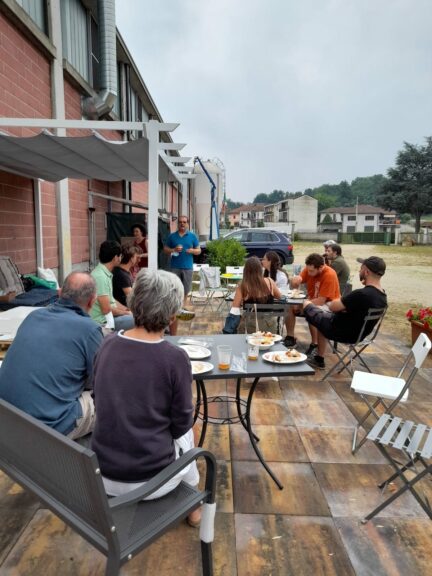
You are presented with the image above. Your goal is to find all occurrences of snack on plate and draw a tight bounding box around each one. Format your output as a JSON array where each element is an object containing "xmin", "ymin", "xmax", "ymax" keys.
[
  {"xmin": 273, "ymin": 349, "xmax": 302, "ymax": 362},
  {"xmin": 250, "ymin": 337, "xmax": 273, "ymax": 346},
  {"xmin": 285, "ymin": 348, "xmax": 302, "ymax": 358},
  {"xmin": 252, "ymin": 331, "xmax": 275, "ymax": 339}
]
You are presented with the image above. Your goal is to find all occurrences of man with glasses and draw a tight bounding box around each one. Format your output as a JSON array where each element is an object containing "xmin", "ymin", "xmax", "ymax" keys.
[{"xmin": 163, "ymin": 216, "xmax": 201, "ymax": 334}]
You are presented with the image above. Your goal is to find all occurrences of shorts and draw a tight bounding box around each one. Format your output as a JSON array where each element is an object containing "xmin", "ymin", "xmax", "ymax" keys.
[
  {"xmin": 171, "ymin": 268, "xmax": 193, "ymax": 295},
  {"xmin": 303, "ymin": 303, "xmax": 337, "ymax": 339},
  {"xmin": 68, "ymin": 391, "xmax": 96, "ymax": 440}
]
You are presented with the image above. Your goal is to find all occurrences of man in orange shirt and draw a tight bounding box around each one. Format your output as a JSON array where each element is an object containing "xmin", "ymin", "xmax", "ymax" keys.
[{"xmin": 284, "ymin": 253, "xmax": 340, "ymax": 354}]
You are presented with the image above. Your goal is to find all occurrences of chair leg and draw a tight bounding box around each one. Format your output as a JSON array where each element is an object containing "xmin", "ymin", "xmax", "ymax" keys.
[
  {"xmin": 352, "ymin": 397, "xmax": 386, "ymax": 454},
  {"xmin": 105, "ymin": 554, "xmax": 121, "ymax": 576},
  {"xmin": 201, "ymin": 540, "xmax": 214, "ymax": 576}
]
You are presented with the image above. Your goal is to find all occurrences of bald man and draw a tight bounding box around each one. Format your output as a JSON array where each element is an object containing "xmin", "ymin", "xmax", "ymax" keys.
[{"xmin": 0, "ymin": 272, "xmax": 103, "ymax": 438}]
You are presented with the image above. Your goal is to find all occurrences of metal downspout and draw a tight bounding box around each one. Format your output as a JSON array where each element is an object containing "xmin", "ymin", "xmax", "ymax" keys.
[{"xmin": 82, "ymin": 0, "xmax": 117, "ymax": 118}]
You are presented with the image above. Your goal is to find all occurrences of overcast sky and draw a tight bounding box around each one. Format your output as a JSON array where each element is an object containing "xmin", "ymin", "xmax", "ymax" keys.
[{"xmin": 116, "ymin": 0, "xmax": 432, "ymax": 202}]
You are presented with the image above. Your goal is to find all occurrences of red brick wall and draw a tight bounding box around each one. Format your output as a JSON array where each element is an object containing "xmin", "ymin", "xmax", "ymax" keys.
[{"xmin": 0, "ymin": 14, "xmax": 52, "ymax": 274}]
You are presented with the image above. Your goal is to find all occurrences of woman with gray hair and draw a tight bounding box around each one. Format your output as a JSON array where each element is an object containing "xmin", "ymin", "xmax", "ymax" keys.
[{"xmin": 91, "ymin": 269, "xmax": 201, "ymax": 527}]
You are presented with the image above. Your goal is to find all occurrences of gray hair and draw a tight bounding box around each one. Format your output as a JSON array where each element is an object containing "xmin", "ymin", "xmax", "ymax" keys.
[
  {"xmin": 61, "ymin": 272, "xmax": 96, "ymax": 308},
  {"xmin": 129, "ymin": 269, "xmax": 183, "ymax": 332}
]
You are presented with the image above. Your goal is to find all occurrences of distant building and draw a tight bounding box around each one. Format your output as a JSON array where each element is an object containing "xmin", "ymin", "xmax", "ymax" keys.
[
  {"xmin": 227, "ymin": 204, "xmax": 266, "ymax": 228},
  {"xmin": 264, "ymin": 195, "xmax": 318, "ymax": 233},
  {"xmin": 319, "ymin": 205, "xmax": 398, "ymax": 233}
]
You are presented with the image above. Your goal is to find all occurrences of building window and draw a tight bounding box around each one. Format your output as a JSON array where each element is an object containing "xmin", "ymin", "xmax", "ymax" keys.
[
  {"xmin": 364, "ymin": 226, "xmax": 375, "ymax": 232},
  {"xmin": 61, "ymin": 0, "xmax": 90, "ymax": 82},
  {"xmin": 347, "ymin": 215, "xmax": 356, "ymax": 221},
  {"xmin": 347, "ymin": 226, "xmax": 356, "ymax": 233},
  {"xmin": 16, "ymin": 0, "xmax": 47, "ymax": 33},
  {"xmin": 365, "ymin": 215, "xmax": 375, "ymax": 221}
]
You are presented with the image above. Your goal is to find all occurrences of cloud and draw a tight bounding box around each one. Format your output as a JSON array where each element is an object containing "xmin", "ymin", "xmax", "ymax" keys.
[{"xmin": 116, "ymin": 0, "xmax": 432, "ymax": 200}]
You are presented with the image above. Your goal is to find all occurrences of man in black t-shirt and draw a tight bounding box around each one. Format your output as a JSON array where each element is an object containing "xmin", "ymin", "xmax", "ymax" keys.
[{"xmin": 302, "ymin": 256, "xmax": 387, "ymax": 369}]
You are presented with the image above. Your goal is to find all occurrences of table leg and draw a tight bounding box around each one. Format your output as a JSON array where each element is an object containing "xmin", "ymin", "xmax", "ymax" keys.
[
  {"xmin": 235, "ymin": 377, "xmax": 259, "ymax": 442},
  {"xmin": 195, "ymin": 378, "xmax": 208, "ymax": 447},
  {"xmin": 245, "ymin": 377, "xmax": 284, "ymax": 490}
]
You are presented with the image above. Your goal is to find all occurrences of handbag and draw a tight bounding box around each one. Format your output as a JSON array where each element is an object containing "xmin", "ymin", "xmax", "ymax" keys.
[{"xmin": 222, "ymin": 312, "xmax": 241, "ymax": 334}]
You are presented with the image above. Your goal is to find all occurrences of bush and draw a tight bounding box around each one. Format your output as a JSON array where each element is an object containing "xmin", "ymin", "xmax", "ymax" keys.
[{"xmin": 206, "ymin": 238, "xmax": 247, "ymax": 273}]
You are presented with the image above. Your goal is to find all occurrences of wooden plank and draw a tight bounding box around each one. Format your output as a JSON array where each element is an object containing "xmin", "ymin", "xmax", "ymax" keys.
[{"xmin": 236, "ymin": 514, "xmax": 355, "ymax": 576}]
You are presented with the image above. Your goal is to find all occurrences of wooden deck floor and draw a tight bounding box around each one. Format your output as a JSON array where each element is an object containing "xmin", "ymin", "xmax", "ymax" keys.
[{"xmin": 1, "ymin": 304, "xmax": 432, "ymax": 575}]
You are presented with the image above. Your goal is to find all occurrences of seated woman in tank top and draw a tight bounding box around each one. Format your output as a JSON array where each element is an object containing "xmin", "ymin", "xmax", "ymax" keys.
[{"xmin": 229, "ymin": 257, "xmax": 282, "ymax": 333}]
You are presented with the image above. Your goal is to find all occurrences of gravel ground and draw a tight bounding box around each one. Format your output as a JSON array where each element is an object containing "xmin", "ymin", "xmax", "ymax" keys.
[{"xmin": 286, "ymin": 241, "xmax": 432, "ymax": 346}]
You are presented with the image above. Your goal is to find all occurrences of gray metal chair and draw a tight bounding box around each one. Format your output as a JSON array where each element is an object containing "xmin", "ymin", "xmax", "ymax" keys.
[
  {"xmin": 362, "ymin": 413, "xmax": 432, "ymax": 523},
  {"xmin": 321, "ymin": 306, "xmax": 387, "ymax": 381},
  {"xmin": 243, "ymin": 301, "xmax": 287, "ymax": 335},
  {"xmin": 0, "ymin": 399, "xmax": 217, "ymax": 576},
  {"xmin": 351, "ymin": 333, "xmax": 431, "ymax": 454}
]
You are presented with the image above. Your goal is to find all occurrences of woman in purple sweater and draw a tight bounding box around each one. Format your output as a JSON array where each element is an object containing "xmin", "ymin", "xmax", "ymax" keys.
[{"xmin": 91, "ymin": 268, "xmax": 200, "ymax": 526}]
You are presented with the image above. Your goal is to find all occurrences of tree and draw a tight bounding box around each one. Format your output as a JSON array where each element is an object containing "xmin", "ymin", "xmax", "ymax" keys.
[
  {"xmin": 350, "ymin": 174, "xmax": 387, "ymax": 205},
  {"xmin": 377, "ymin": 138, "xmax": 432, "ymax": 232},
  {"xmin": 226, "ymin": 198, "xmax": 242, "ymax": 210}
]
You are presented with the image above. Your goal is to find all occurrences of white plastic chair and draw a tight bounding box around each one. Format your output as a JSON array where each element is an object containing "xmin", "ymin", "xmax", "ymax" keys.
[
  {"xmin": 351, "ymin": 333, "xmax": 431, "ymax": 454},
  {"xmin": 190, "ymin": 263, "xmax": 209, "ymax": 303}
]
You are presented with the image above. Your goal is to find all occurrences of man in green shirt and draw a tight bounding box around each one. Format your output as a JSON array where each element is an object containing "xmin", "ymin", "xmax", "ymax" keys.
[
  {"xmin": 325, "ymin": 243, "xmax": 351, "ymax": 295},
  {"xmin": 91, "ymin": 241, "xmax": 134, "ymax": 331}
]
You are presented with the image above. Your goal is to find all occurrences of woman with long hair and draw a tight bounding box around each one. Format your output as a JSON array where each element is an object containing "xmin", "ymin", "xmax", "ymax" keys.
[
  {"xmin": 262, "ymin": 251, "xmax": 289, "ymax": 290},
  {"xmin": 224, "ymin": 256, "xmax": 282, "ymax": 333}
]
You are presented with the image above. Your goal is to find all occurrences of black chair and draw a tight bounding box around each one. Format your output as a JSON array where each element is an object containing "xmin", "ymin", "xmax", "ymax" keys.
[
  {"xmin": 0, "ymin": 399, "xmax": 217, "ymax": 576},
  {"xmin": 362, "ymin": 413, "xmax": 432, "ymax": 523},
  {"xmin": 243, "ymin": 301, "xmax": 287, "ymax": 335},
  {"xmin": 321, "ymin": 306, "xmax": 387, "ymax": 382}
]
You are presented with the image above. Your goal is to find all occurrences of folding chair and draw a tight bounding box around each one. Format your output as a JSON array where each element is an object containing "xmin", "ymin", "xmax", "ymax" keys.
[
  {"xmin": 242, "ymin": 301, "xmax": 287, "ymax": 336},
  {"xmin": 362, "ymin": 413, "xmax": 432, "ymax": 523},
  {"xmin": 190, "ymin": 264, "xmax": 209, "ymax": 305},
  {"xmin": 223, "ymin": 266, "xmax": 244, "ymax": 306},
  {"xmin": 321, "ymin": 306, "xmax": 387, "ymax": 382},
  {"xmin": 351, "ymin": 333, "xmax": 431, "ymax": 453},
  {"xmin": 197, "ymin": 267, "xmax": 228, "ymax": 311}
]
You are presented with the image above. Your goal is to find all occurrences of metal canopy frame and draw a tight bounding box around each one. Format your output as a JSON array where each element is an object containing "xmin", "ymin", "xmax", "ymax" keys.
[{"xmin": 0, "ymin": 118, "xmax": 195, "ymax": 271}]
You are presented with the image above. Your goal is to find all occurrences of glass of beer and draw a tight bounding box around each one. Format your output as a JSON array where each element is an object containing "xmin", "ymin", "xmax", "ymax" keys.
[
  {"xmin": 248, "ymin": 343, "xmax": 259, "ymax": 361},
  {"xmin": 217, "ymin": 345, "xmax": 232, "ymax": 370}
]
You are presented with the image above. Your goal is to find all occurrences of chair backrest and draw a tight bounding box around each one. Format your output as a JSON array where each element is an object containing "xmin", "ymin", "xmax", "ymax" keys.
[
  {"xmin": 226, "ymin": 266, "xmax": 244, "ymax": 275},
  {"xmin": 411, "ymin": 333, "xmax": 432, "ymax": 368},
  {"xmin": 193, "ymin": 263, "xmax": 209, "ymax": 272},
  {"xmin": 355, "ymin": 306, "xmax": 387, "ymax": 345},
  {"xmin": 0, "ymin": 400, "xmax": 115, "ymax": 551},
  {"xmin": 199, "ymin": 266, "xmax": 221, "ymax": 289}
]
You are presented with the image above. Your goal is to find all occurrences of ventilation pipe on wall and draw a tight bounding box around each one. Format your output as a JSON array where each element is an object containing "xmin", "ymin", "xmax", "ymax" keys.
[{"xmin": 82, "ymin": 0, "xmax": 117, "ymax": 119}]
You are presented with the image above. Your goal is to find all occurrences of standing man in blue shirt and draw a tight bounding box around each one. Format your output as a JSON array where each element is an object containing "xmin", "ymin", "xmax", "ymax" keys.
[{"xmin": 164, "ymin": 215, "xmax": 201, "ymax": 334}]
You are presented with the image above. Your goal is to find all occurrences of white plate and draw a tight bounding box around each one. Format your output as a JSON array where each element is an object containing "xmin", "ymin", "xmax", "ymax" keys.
[
  {"xmin": 290, "ymin": 293, "xmax": 306, "ymax": 299},
  {"xmin": 191, "ymin": 361, "xmax": 214, "ymax": 375},
  {"xmin": 262, "ymin": 351, "xmax": 307, "ymax": 364},
  {"xmin": 180, "ymin": 344, "xmax": 211, "ymax": 360},
  {"xmin": 249, "ymin": 332, "xmax": 283, "ymax": 343},
  {"xmin": 247, "ymin": 338, "xmax": 275, "ymax": 350}
]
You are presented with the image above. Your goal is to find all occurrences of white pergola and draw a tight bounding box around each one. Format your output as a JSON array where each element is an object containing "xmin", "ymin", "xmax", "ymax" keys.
[{"xmin": 0, "ymin": 118, "xmax": 195, "ymax": 275}]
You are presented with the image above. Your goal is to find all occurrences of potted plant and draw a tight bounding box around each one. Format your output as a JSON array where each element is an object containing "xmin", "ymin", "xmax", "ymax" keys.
[{"xmin": 406, "ymin": 307, "xmax": 432, "ymax": 352}]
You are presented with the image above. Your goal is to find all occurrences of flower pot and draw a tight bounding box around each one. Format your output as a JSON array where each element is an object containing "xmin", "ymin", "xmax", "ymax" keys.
[{"xmin": 410, "ymin": 320, "xmax": 432, "ymax": 354}]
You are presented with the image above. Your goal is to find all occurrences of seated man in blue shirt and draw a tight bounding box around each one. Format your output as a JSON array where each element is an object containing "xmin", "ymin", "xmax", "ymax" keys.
[
  {"xmin": 0, "ymin": 272, "xmax": 103, "ymax": 438},
  {"xmin": 163, "ymin": 215, "xmax": 201, "ymax": 334}
]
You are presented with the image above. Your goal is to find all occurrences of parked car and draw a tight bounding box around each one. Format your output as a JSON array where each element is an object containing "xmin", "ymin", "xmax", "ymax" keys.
[{"xmin": 198, "ymin": 228, "xmax": 294, "ymax": 265}]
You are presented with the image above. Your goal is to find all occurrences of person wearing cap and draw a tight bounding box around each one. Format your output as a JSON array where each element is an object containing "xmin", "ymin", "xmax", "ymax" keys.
[
  {"xmin": 325, "ymin": 243, "xmax": 350, "ymax": 294},
  {"xmin": 302, "ymin": 256, "xmax": 387, "ymax": 369}
]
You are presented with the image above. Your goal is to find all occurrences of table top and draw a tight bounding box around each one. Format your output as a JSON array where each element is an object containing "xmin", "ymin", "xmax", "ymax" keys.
[
  {"xmin": 221, "ymin": 273, "xmax": 243, "ymax": 280},
  {"xmin": 166, "ymin": 334, "xmax": 314, "ymax": 380}
]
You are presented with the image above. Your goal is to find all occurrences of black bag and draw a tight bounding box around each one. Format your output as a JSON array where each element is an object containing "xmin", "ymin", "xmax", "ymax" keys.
[{"xmin": 222, "ymin": 313, "xmax": 241, "ymax": 334}]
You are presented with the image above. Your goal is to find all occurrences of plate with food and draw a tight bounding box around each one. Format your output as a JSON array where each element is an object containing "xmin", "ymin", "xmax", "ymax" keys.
[
  {"xmin": 191, "ymin": 361, "xmax": 214, "ymax": 375},
  {"xmin": 249, "ymin": 331, "xmax": 283, "ymax": 343},
  {"xmin": 262, "ymin": 350, "xmax": 307, "ymax": 364},
  {"xmin": 290, "ymin": 291, "xmax": 306, "ymax": 299},
  {"xmin": 247, "ymin": 337, "xmax": 275, "ymax": 350},
  {"xmin": 179, "ymin": 344, "xmax": 211, "ymax": 360}
]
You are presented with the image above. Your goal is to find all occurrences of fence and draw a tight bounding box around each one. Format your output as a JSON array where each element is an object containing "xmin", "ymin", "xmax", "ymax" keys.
[{"xmin": 398, "ymin": 232, "xmax": 432, "ymax": 246}]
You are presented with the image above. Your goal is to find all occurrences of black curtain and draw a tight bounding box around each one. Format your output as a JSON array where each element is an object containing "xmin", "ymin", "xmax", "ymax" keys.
[{"xmin": 106, "ymin": 213, "xmax": 171, "ymax": 270}]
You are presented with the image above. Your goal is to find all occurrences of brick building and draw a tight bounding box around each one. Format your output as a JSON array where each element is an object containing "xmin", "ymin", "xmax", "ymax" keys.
[{"xmin": 0, "ymin": 0, "xmax": 188, "ymax": 279}]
